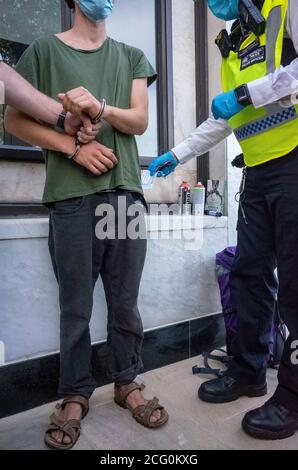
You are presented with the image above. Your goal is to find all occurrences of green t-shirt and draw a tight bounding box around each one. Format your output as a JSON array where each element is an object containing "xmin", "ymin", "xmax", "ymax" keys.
[{"xmin": 16, "ymin": 36, "xmax": 157, "ymax": 203}]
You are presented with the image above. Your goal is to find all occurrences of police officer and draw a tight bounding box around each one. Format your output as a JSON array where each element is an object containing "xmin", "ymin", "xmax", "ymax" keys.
[{"xmin": 150, "ymin": 0, "xmax": 298, "ymax": 440}]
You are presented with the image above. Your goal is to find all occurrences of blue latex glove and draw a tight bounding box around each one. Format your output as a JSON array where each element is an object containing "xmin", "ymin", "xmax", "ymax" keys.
[
  {"xmin": 212, "ymin": 90, "xmax": 245, "ymax": 120},
  {"xmin": 149, "ymin": 151, "xmax": 178, "ymax": 178}
]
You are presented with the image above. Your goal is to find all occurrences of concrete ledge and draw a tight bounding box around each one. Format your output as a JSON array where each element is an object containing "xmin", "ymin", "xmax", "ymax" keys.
[
  {"xmin": 0, "ymin": 218, "xmax": 49, "ymax": 240},
  {"xmin": 0, "ymin": 215, "xmax": 228, "ymax": 240},
  {"xmin": 0, "ymin": 215, "xmax": 228, "ymax": 363}
]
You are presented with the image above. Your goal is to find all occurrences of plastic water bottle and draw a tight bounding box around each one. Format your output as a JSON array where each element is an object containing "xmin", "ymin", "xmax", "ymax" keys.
[{"xmin": 191, "ymin": 182, "xmax": 205, "ymax": 216}]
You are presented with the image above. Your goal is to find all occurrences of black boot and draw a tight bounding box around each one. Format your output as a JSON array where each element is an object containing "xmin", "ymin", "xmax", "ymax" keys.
[
  {"xmin": 242, "ymin": 398, "xmax": 298, "ymax": 440},
  {"xmin": 198, "ymin": 376, "xmax": 267, "ymax": 403}
]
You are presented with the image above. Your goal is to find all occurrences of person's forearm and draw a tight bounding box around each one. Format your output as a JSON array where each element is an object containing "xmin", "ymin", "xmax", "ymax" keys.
[
  {"xmin": 58, "ymin": 81, "xmax": 148, "ymax": 136},
  {"xmin": 103, "ymin": 105, "xmax": 148, "ymax": 136},
  {"xmin": 4, "ymin": 106, "xmax": 75, "ymax": 155},
  {"xmin": 248, "ymin": 58, "xmax": 298, "ymax": 109},
  {"xmin": 172, "ymin": 116, "xmax": 233, "ymax": 165},
  {"xmin": 0, "ymin": 62, "xmax": 62, "ymax": 124}
]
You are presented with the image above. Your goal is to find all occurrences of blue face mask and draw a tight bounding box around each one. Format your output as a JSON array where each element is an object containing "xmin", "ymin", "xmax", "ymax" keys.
[
  {"xmin": 207, "ymin": 0, "xmax": 239, "ymax": 21},
  {"xmin": 75, "ymin": 0, "xmax": 114, "ymax": 22}
]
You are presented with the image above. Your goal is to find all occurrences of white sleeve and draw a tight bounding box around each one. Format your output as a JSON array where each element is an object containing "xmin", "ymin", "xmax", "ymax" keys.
[
  {"xmin": 172, "ymin": 117, "xmax": 233, "ymax": 165},
  {"xmin": 0, "ymin": 53, "xmax": 3, "ymax": 62},
  {"xmin": 248, "ymin": 0, "xmax": 298, "ymax": 109}
]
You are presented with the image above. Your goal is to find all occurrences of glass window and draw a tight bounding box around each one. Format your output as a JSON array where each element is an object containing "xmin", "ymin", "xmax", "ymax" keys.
[
  {"xmin": 0, "ymin": 0, "xmax": 165, "ymax": 161},
  {"xmin": 0, "ymin": 0, "xmax": 62, "ymax": 144},
  {"xmin": 108, "ymin": 0, "xmax": 158, "ymax": 157}
]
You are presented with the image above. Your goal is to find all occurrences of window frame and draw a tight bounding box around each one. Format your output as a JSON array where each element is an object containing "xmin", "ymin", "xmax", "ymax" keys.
[
  {"xmin": 140, "ymin": 0, "xmax": 174, "ymax": 166},
  {"xmin": 0, "ymin": 0, "xmax": 174, "ymax": 167},
  {"xmin": 0, "ymin": 1, "xmax": 71, "ymax": 161},
  {"xmin": 194, "ymin": 0, "xmax": 210, "ymax": 184}
]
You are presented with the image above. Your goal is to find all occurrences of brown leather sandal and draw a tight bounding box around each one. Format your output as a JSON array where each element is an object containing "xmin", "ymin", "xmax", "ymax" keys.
[
  {"xmin": 44, "ymin": 395, "xmax": 89, "ymax": 450},
  {"xmin": 114, "ymin": 382, "xmax": 169, "ymax": 429}
]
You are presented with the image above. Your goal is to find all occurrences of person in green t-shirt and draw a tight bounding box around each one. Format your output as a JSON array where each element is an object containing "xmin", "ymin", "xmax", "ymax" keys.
[{"xmin": 5, "ymin": 0, "xmax": 168, "ymax": 449}]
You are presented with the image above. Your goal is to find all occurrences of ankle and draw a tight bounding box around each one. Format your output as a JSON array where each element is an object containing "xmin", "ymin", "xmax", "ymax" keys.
[{"xmin": 61, "ymin": 402, "xmax": 82, "ymax": 416}]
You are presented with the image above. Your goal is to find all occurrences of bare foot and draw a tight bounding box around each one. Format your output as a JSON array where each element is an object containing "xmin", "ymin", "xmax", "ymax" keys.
[
  {"xmin": 125, "ymin": 389, "xmax": 161, "ymax": 424},
  {"xmin": 51, "ymin": 403, "xmax": 82, "ymax": 445}
]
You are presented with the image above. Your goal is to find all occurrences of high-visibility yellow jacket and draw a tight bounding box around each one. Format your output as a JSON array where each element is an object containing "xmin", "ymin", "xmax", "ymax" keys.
[{"xmin": 221, "ymin": 0, "xmax": 298, "ymax": 166}]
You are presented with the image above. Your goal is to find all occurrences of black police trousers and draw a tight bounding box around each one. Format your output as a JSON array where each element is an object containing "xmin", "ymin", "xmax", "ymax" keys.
[{"xmin": 228, "ymin": 147, "xmax": 298, "ymax": 412}]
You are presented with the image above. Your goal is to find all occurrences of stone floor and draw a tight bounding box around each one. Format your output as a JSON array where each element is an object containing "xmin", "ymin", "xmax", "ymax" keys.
[{"xmin": 0, "ymin": 355, "xmax": 297, "ymax": 450}]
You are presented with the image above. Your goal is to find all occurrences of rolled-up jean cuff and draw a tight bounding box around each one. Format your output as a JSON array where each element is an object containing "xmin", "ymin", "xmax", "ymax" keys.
[
  {"xmin": 112, "ymin": 359, "xmax": 144, "ymax": 386},
  {"xmin": 272, "ymin": 384, "xmax": 298, "ymax": 412},
  {"xmin": 58, "ymin": 382, "xmax": 96, "ymax": 400}
]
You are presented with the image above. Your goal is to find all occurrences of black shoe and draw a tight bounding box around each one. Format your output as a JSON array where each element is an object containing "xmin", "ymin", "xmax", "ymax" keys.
[
  {"xmin": 198, "ymin": 376, "xmax": 267, "ymax": 403},
  {"xmin": 242, "ymin": 399, "xmax": 298, "ymax": 440}
]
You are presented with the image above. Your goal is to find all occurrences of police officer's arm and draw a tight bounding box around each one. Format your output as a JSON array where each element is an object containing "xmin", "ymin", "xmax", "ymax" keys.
[
  {"xmin": 0, "ymin": 58, "xmax": 94, "ymax": 137},
  {"xmin": 171, "ymin": 117, "xmax": 233, "ymax": 165},
  {"xmin": 0, "ymin": 61, "xmax": 61, "ymax": 124},
  {"xmin": 247, "ymin": 0, "xmax": 298, "ymax": 109},
  {"xmin": 148, "ymin": 116, "xmax": 233, "ymax": 177}
]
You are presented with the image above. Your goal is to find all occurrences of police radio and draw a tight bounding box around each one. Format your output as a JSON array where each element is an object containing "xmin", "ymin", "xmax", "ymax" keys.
[
  {"xmin": 215, "ymin": 30, "xmax": 233, "ymax": 59},
  {"xmin": 215, "ymin": 0, "xmax": 266, "ymax": 58},
  {"xmin": 239, "ymin": 0, "xmax": 266, "ymax": 37}
]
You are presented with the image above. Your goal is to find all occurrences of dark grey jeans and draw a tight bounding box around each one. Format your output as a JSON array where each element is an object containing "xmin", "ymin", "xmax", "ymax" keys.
[{"xmin": 48, "ymin": 190, "xmax": 147, "ymax": 398}]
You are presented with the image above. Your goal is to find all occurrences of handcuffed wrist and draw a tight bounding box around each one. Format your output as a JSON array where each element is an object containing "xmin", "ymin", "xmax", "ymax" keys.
[
  {"xmin": 67, "ymin": 138, "xmax": 81, "ymax": 161},
  {"xmin": 91, "ymin": 99, "xmax": 106, "ymax": 124}
]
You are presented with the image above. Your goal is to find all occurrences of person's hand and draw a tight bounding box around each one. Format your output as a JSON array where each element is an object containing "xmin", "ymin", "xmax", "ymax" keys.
[
  {"xmin": 64, "ymin": 112, "xmax": 82, "ymax": 135},
  {"xmin": 74, "ymin": 140, "xmax": 118, "ymax": 176},
  {"xmin": 149, "ymin": 151, "xmax": 179, "ymax": 177},
  {"xmin": 212, "ymin": 90, "xmax": 244, "ymax": 120},
  {"xmin": 58, "ymin": 87, "xmax": 101, "ymax": 121},
  {"xmin": 77, "ymin": 121, "xmax": 102, "ymax": 144},
  {"xmin": 64, "ymin": 112, "xmax": 101, "ymax": 144}
]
